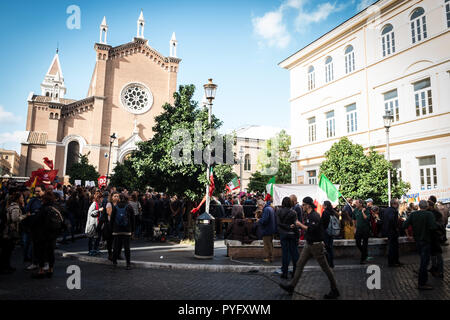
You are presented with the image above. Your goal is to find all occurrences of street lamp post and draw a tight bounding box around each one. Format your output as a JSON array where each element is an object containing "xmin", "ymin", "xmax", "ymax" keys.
[
  {"xmin": 239, "ymin": 146, "xmax": 244, "ymax": 194},
  {"xmin": 106, "ymin": 133, "xmax": 117, "ymax": 185},
  {"xmin": 203, "ymin": 79, "xmax": 217, "ymax": 214},
  {"xmin": 383, "ymin": 110, "xmax": 394, "ymax": 205}
]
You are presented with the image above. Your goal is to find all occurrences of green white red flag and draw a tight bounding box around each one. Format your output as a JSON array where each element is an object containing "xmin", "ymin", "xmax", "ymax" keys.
[
  {"xmin": 226, "ymin": 177, "xmax": 240, "ymax": 193},
  {"xmin": 315, "ymin": 174, "xmax": 341, "ymax": 213},
  {"xmin": 266, "ymin": 176, "xmax": 276, "ymax": 197}
]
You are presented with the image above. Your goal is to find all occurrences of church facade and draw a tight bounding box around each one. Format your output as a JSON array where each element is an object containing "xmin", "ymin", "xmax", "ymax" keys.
[{"xmin": 20, "ymin": 11, "xmax": 181, "ymax": 181}]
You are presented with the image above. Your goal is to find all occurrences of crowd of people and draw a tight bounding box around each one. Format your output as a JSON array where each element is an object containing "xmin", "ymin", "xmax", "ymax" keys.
[{"xmin": 0, "ymin": 178, "xmax": 449, "ymax": 295}]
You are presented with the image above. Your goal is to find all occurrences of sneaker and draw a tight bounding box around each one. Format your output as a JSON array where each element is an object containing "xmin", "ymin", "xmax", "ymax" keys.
[
  {"xmin": 417, "ymin": 284, "xmax": 433, "ymax": 290},
  {"xmin": 279, "ymin": 283, "xmax": 294, "ymax": 295},
  {"xmin": 43, "ymin": 263, "xmax": 49, "ymax": 271},
  {"xmin": 324, "ymin": 288, "xmax": 340, "ymax": 299},
  {"xmin": 26, "ymin": 264, "xmax": 38, "ymax": 271}
]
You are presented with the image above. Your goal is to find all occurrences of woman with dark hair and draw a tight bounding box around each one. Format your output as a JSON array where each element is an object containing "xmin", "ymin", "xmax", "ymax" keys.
[
  {"xmin": 111, "ymin": 193, "xmax": 135, "ymax": 270},
  {"xmin": 31, "ymin": 191, "xmax": 63, "ymax": 279},
  {"xmin": 224, "ymin": 211, "xmax": 250, "ymax": 243},
  {"xmin": 85, "ymin": 191, "xmax": 104, "ymax": 256},
  {"xmin": 341, "ymin": 207, "xmax": 354, "ymax": 240},
  {"xmin": 322, "ymin": 200, "xmax": 338, "ymax": 268},
  {"xmin": 276, "ymin": 197, "xmax": 299, "ymax": 279}
]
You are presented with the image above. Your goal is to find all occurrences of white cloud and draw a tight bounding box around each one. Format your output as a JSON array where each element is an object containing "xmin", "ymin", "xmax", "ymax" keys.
[
  {"xmin": 0, "ymin": 131, "xmax": 28, "ymax": 153},
  {"xmin": 356, "ymin": 0, "xmax": 377, "ymax": 12},
  {"xmin": 0, "ymin": 105, "xmax": 21, "ymax": 124},
  {"xmin": 252, "ymin": 0, "xmax": 347, "ymax": 48},
  {"xmin": 252, "ymin": 10, "xmax": 291, "ymax": 49}
]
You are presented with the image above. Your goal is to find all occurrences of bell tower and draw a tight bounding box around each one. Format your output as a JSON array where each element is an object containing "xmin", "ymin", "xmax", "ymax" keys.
[
  {"xmin": 41, "ymin": 50, "xmax": 66, "ymax": 101},
  {"xmin": 137, "ymin": 10, "xmax": 145, "ymax": 38}
]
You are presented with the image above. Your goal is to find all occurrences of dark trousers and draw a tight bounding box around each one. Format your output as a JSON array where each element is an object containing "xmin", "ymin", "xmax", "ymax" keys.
[
  {"xmin": 280, "ymin": 234, "xmax": 299, "ymax": 275},
  {"xmin": 355, "ymin": 232, "xmax": 369, "ymax": 262},
  {"xmin": 113, "ymin": 235, "xmax": 131, "ymax": 265},
  {"xmin": 88, "ymin": 236, "xmax": 100, "ymax": 252},
  {"xmin": 416, "ymin": 241, "xmax": 431, "ymax": 286},
  {"xmin": 0, "ymin": 238, "xmax": 15, "ymax": 270},
  {"xmin": 324, "ymin": 232, "xmax": 334, "ymax": 268},
  {"xmin": 142, "ymin": 218, "xmax": 154, "ymax": 239},
  {"xmin": 387, "ymin": 236, "xmax": 400, "ymax": 265},
  {"xmin": 22, "ymin": 232, "xmax": 33, "ymax": 262},
  {"xmin": 35, "ymin": 238, "xmax": 56, "ymax": 269},
  {"xmin": 105, "ymin": 236, "xmax": 113, "ymax": 257}
]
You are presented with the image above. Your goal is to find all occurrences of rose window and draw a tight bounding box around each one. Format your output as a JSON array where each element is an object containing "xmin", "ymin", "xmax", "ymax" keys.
[{"xmin": 120, "ymin": 83, "xmax": 153, "ymax": 114}]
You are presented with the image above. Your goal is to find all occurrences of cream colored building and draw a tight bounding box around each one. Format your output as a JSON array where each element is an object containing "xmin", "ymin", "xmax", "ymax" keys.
[
  {"xmin": 280, "ymin": 0, "xmax": 450, "ymax": 194},
  {"xmin": 20, "ymin": 12, "xmax": 181, "ymax": 180},
  {"xmin": 0, "ymin": 149, "xmax": 20, "ymax": 176},
  {"xmin": 231, "ymin": 125, "xmax": 284, "ymax": 190}
]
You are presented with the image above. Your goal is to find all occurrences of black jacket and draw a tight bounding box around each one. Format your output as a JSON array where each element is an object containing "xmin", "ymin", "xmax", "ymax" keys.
[
  {"xmin": 110, "ymin": 203, "xmax": 135, "ymax": 235},
  {"xmin": 225, "ymin": 219, "xmax": 250, "ymax": 243},
  {"xmin": 276, "ymin": 207, "xmax": 299, "ymax": 239},
  {"xmin": 382, "ymin": 207, "xmax": 399, "ymax": 237}
]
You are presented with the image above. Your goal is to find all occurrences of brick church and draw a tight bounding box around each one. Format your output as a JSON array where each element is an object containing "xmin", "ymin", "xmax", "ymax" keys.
[{"xmin": 20, "ymin": 11, "xmax": 181, "ymax": 181}]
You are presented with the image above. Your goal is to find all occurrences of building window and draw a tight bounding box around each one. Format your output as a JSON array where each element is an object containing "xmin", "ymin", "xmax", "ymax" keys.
[
  {"xmin": 344, "ymin": 46, "xmax": 355, "ymax": 74},
  {"xmin": 5, "ymin": 156, "xmax": 8, "ymax": 160},
  {"xmin": 244, "ymin": 154, "xmax": 251, "ymax": 171},
  {"xmin": 45, "ymin": 92, "xmax": 50, "ymax": 97},
  {"xmin": 410, "ymin": 7, "xmax": 427, "ymax": 44},
  {"xmin": 384, "ymin": 89, "xmax": 400, "ymax": 122},
  {"xmin": 308, "ymin": 66, "xmax": 315, "ymax": 90},
  {"xmin": 308, "ymin": 117, "xmax": 316, "ymax": 142},
  {"xmin": 419, "ymin": 156, "xmax": 437, "ymax": 190},
  {"xmin": 326, "ymin": 110, "xmax": 335, "ymax": 138},
  {"xmin": 391, "ymin": 160, "xmax": 402, "ymax": 181},
  {"xmin": 381, "ymin": 24, "xmax": 395, "ymax": 57},
  {"xmin": 325, "ymin": 56, "xmax": 334, "ymax": 83},
  {"xmin": 307, "ymin": 170, "xmax": 317, "ymax": 184},
  {"xmin": 446, "ymin": 0, "xmax": 450, "ymax": 28},
  {"xmin": 414, "ymin": 78, "xmax": 432, "ymax": 117},
  {"xmin": 49, "ymin": 113, "xmax": 54, "ymax": 119},
  {"xmin": 346, "ymin": 103, "xmax": 357, "ymax": 133}
]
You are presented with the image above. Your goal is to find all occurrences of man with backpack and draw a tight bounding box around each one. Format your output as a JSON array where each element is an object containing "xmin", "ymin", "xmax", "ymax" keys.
[{"xmin": 111, "ymin": 193, "xmax": 135, "ymax": 270}]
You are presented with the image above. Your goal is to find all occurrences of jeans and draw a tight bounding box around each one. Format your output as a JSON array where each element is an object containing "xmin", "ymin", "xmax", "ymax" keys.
[
  {"xmin": 280, "ymin": 234, "xmax": 299, "ymax": 275},
  {"xmin": 416, "ymin": 241, "xmax": 431, "ymax": 286},
  {"xmin": 355, "ymin": 232, "xmax": 369, "ymax": 262},
  {"xmin": 324, "ymin": 232, "xmax": 334, "ymax": 268},
  {"xmin": 387, "ymin": 236, "xmax": 400, "ymax": 265},
  {"xmin": 134, "ymin": 215, "xmax": 142, "ymax": 237},
  {"xmin": 290, "ymin": 242, "xmax": 337, "ymax": 290},
  {"xmin": 22, "ymin": 232, "xmax": 33, "ymax": 262},
  {"xmin": 113, "ymin": 235, "xmax": 131, "ymax": 265},
  {"xmin": 431, "ymin": 253, "xmax": 444, "ymax": 275},
  {"xmin": 88, "ymin": 236, "xmax": 100, "ymax": 252}
]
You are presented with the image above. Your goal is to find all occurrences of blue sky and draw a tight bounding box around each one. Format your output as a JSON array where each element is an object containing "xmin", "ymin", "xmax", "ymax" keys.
[{"xmin": 0, "ymin": 0, "xmax": 376, "ymax": 153}]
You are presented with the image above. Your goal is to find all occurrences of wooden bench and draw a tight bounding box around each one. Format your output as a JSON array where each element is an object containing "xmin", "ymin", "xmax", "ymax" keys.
[{"xmin": 225, "ymin": 237, "xmax": 419, "ymax": 259}]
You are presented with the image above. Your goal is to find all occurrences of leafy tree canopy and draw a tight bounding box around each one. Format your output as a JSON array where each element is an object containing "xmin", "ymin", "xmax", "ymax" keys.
[{"xmin": 66, "ymin": 153, "xmax": 100, "ymax": 186}]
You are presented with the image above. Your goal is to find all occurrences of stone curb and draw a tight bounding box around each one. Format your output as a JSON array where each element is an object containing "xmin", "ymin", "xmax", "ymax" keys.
[{"xmin": 56, "ymin": 249, "xmax": 370, "ymax": 273}]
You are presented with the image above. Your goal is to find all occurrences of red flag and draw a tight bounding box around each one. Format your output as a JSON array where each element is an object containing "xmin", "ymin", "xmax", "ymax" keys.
[
  {"xmin": 191, "ymin": 196, "xmax": 206, "ymax": 214},
  {"xmin": 98, "ymin": 176, "xmax": 107, "ymax": 188},
  {"xmin": 209, "ymin": 168, "xmax": 215, "ymax": 197},
  {"xmin": 43, "ymin": 157, "xmax": 54, "ymax": 170}
]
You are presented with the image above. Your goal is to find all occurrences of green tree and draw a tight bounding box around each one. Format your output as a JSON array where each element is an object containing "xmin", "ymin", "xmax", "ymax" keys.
[
  {"xmin": 256, "ymin": 130, "xmax": 291, "ymax": 184},
  {"xmin": 319, "ymin": 137, "xmax": 410, "ymax": 205},
  {"xmin": 247, "ymin": 171, "xmax": 272, "ymax": 193},
  {"xmin": 109, "ymin": 158, "xmax": 144, "ymax": 191},
  {"xmin": 126, "ymin": 84, "xmax": 234, "ymax": 200},
  {"xmin": 66, "ymin": 153, "xmax": 100, "ymax": 186}
]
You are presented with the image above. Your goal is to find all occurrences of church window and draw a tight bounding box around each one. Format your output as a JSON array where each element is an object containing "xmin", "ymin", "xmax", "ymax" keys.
[
  {"xmin": 66, "ymin": 141, "xmax": 80, "ymax": 173},
  {"xmin": 121, "ymin": 83, "xmax": 154, "ymax": 115},
  {"xmin": 50, "ymin": 113, "xmax": 54, "ymax": 119}
]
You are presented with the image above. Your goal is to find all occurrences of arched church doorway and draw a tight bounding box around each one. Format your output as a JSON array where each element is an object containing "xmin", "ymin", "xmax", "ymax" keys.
[{"xmin": 66, "ymin": 141, "xmax": 80, "ymax": 173}]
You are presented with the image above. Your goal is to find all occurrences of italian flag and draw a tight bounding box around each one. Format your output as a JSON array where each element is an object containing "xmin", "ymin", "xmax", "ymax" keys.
[
  {"xmin": 266, "ymin": 176, "xmax": 276, "ymax": 197},
  {"xmin": 226, "ymin": 177, "xmax": 240, "ymax": 193},
  {"xmin": 315, "ymin": 174, "xmax": 341, "ymax": 214}
]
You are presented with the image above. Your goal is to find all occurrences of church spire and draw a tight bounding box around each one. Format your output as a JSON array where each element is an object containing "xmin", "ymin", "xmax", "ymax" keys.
[
  {"xmin": 170, "ymin": 32, "xmax": 178, "ymax": 58},
  {"xmin": 137, "ymin": 10, "xmax": 145, "ymax": 38},
  {"xmin": 41, "ymin": 52, "xmax": 66, "ymax": 100},
  {"xmin": 100, "ymin": 16, "xmax": 108, "ymax": 44}
]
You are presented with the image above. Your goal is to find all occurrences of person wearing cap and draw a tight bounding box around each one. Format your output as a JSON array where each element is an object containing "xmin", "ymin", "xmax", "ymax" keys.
[
  {"xmin": 279, "ymin": 196, "xmax": 340, "ymax": 299},
  {"xmin": 383, "ymin": 198, "xmax": 403, "ymax": 267}
]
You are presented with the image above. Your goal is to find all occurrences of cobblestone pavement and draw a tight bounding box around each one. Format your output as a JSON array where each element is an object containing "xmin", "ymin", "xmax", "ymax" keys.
[{"xmin": 1, "ymin": 246, "xmax": 449, "ymax": 300}]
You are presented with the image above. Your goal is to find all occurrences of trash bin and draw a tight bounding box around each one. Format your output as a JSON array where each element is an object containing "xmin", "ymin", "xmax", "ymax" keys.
[{"xmin": 194, "ymin": 212, "xmax": 215, "ymax": 259}]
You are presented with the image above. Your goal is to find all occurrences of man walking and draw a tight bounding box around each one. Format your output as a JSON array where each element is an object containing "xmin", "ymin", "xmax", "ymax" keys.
[
  {"xmin": 403, "ymin": 200, "xmax": 437, "ymax": 290},
  {"xmin": 353, "ymin": 199, "xmax": 370, "ymax": 264},
  {"xmin": 383, "ymin": 198, "xmax": 403, "ymax": 267},
  {"xmin": 280, "ymin": 197, "xmax": 340, "ymax": 299},
  {"xmin": 257, "ymin": 195, "xmax": 277, "ymax": 263}
]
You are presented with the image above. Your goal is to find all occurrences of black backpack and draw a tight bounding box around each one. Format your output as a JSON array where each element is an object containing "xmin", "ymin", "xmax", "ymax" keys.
[{"xmin": 45, "ymin": 205, "xmax": 64, "ymax": 233}]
